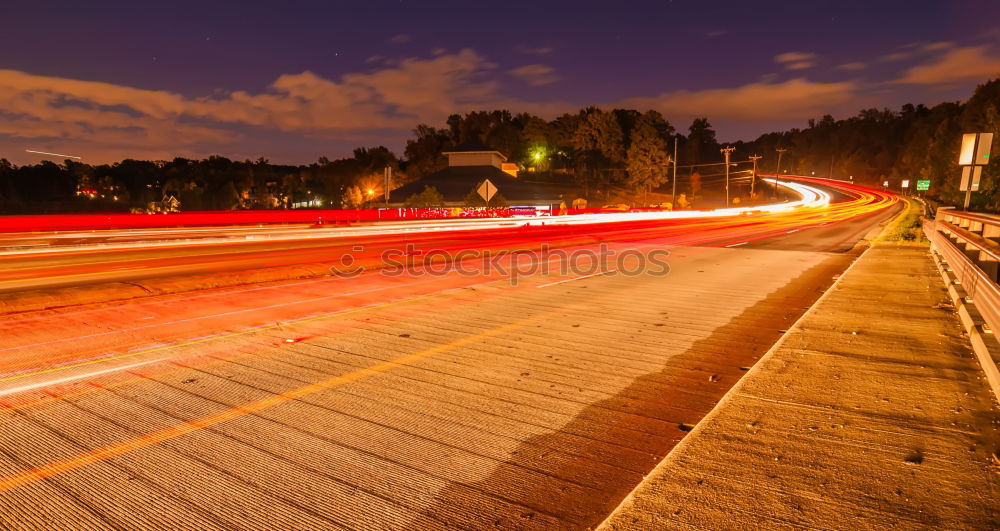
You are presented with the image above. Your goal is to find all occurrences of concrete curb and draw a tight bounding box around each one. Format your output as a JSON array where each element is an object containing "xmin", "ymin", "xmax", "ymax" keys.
[
  {"xmin": 595, "ymin": 199, "xmax": 915, "ymax": 530},
  {"xmin": 927, "ymin": 246, "xmax": 1000, "ymax": 403},
  {"xmin": 597, "ymin": 233, "xmax": 876, "ymax": 530}
]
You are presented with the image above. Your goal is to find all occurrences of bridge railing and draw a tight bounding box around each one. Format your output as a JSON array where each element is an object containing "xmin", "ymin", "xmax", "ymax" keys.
[
  {"xmin": 926, "ymin": 208, "xmax": 1000, "ymax": 331},
  {"xmin": 927, "ymin": 207, "xmax": 1000, "ymax": 399}
]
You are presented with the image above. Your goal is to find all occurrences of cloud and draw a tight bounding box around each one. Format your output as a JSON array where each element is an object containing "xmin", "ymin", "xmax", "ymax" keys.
[
  {"xmin": 880, "ymin": 51, "xmax": 912, "ymax": 62},
  {"xmin": 388, "ymin": 33, "xmax": 411, "ymax": 44},
  {"xmin": 880, "ymin": 41, "xmax": 955, "ymax": 63},
  {"xmin": 706, "ymin": 29, "xmax": 728, "ymax": 38},
  {"xmin": 0, "ymin": 49, "xmax": 524, "ymax": 161},
  {"xmin": 774, "ymin": 52, "xmax": 818, "ymax": 70},
  {"xmin": 922, "ymin": 41, "xmax": 955, "ymax": 52},
  {"xmin": 515, "ymin": 44, "xmax": 554, "ymax": 56},
  {"xmin": 897, "ymin": 45, "xmax": 1000, "ymax": 84},
  {"xmin": 509, "ymin": 64, "xmax": 559, "ymax": 86},
  {"xmin": 621, "ymin": 78, "xmax": 858, "ymax": 121},
  {"xmin": 835, "ymin": 62, "xmax": 867, "ymax": 71}
]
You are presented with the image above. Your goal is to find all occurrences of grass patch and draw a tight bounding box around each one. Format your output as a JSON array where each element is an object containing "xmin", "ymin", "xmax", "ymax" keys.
[{"xmin": 879, "ymin": 198, "xmax": 928, "ymax": 243}]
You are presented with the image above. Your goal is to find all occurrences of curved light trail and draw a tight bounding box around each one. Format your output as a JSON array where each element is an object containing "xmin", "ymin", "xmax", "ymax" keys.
[
  {"xmin": 0, "ymin": 178, "xmax": 897, "ymax": 295},
  {"xmin": 0, "ymin": 177, "xmax": 871, "ymax": 258}
]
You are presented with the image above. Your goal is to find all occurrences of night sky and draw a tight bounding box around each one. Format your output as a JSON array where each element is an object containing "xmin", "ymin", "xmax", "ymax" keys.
[{"xmin": 2, "ymin": 0, "xmax": 999, "ymax": 165}]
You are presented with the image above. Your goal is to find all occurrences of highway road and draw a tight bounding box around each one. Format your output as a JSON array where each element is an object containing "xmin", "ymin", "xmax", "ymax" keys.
[{"xmin": 0, "ymin": 179, "xmax": 899, "ymax": 529}]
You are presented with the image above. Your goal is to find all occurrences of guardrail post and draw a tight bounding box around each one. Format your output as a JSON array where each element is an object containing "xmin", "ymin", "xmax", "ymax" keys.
[
  {"xmin": 979, "ymin": 252, "xmax": 1000, "ymax": 283},
  {"xmin": 963, "ymin": 241, "xmax": 980, "ymax": 263},
  {"xmin": 984, "ymin": 223, "xmax": 1000, "ymax": 243}
]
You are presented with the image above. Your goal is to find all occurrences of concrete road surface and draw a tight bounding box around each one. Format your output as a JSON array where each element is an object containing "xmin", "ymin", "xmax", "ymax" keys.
[{"xmin": 0, "ymin": 182, "xmax": 902, "ymax": 529}]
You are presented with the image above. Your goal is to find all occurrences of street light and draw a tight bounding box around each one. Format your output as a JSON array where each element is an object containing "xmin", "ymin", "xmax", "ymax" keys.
[{"xmin": 531, "ymin": 147, "xmax": 546, "ymax": 167}]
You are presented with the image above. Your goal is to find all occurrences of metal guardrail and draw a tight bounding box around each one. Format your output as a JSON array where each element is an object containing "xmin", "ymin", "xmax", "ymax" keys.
[
  {"xmin": 926, "ymin": 207, "xmax": 1000, "ymax": 400},
  {"xmin": 927, "ymin": 207, "xmax": 1000, "ymax": 332}
]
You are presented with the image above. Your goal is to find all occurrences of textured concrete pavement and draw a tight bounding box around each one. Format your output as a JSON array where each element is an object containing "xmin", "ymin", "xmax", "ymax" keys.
[
  {"xmin": 0, "ymin": 245, "xmax": 854, "ymax": 529},
  {"xmin": 600, "ymin": 245, "xmax": 1000, "ymax": 530}
]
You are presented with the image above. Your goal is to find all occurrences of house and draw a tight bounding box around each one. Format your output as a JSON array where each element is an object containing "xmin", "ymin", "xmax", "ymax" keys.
[
  {"xmin": 389, "ymin": 140, "xmax": 561, "ymax": 207},
  {"xmin": 148, "ymin": 194, "xmax": 180, "ymax": 213}
]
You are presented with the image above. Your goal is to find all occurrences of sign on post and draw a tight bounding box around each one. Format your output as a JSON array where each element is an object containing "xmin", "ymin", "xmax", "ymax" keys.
[
  {"xmin": 960, "ymin": 133, "xmax": 993, "ymax": 165},
  {"xmin": 960, "ymin": 166, "xmax": 983, "ymax": 192},
  {"xmin": 901, "ymin": 179, "xmax": 910, "ymax": 188},
  {"xmin": 960, "ymin": 133, "xmax": 992, "ymax": 208},
  {"xmin": 477, "ymin": 179, "xmax": 497, "ymax": 202},
  {"xmin": 976, "ymin": 133, "xmax": 993, "ymax": 163},
  {"xmin": 916, "ymin": 180, "xmax": 930, "ymax": 191}
]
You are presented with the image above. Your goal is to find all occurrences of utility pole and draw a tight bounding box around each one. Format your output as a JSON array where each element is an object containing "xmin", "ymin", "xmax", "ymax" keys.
[
  {"xmin": 773, "ymin": 148, "xmax": 787, "ymax": 198},
  {"xmin": 721, "ymin": 146, "xmax": 735, "ymax": 206},
  {"xmin": 749, "ymin": 154, "xmax": 762, "ymax": 197},
  {"xmin": 384, "ymin": 167, "xmax": 391, "ymax": 207},
  {"xmin": 671, "ymin": 136, "xmax": 679, "ymax": 208}
]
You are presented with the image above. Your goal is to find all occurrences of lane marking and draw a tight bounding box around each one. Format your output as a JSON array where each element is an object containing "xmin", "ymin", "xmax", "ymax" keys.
[
  {"xmin": 0, "ymin": 313, "xmax": 544, "ymax": 494},
  {"xmin": 786, "ymin": 229, "xmax": 799, "ymax": 234},
  {"xmin": 725, "ymin": 242, "xmax": 749, "ymax": 248},
  {"xmin": 0, "ymin": 358, "xmax": 165, "ymax": 398}
]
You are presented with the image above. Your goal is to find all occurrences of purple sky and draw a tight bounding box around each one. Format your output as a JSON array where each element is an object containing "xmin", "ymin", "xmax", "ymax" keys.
[{"xmin": 2, "ymin": 0, "xmax": 999, "ymax": 165}]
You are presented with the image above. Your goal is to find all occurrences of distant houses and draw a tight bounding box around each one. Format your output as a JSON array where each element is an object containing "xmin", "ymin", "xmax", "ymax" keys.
[{"xmin": 389, "ymin": 140, "xmax": 561, "ymax": 208}]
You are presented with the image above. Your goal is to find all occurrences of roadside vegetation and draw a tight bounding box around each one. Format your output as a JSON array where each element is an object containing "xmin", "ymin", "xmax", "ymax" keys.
[{"xmin": 879, "ymin": 198, "xmax": 928, "ymax": 243}]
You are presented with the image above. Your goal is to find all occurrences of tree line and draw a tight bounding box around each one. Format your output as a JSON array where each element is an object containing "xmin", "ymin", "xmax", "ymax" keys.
[{"xmin": 1, "ymin": 77, "xmax": 997, "ymax": 214}]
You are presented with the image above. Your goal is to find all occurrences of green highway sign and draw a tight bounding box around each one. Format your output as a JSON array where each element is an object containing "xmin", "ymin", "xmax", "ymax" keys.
[{"xmin": 916, "ymin": 180, "xmax": 930, "ymax": 191}]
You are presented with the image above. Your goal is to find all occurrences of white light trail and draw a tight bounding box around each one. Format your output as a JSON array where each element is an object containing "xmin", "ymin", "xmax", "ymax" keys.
[
  {"xmin": 25, "ymin": 149, "xmax": 82, "ymax": 159},
  {"xmin": 0, "ymin": 358, "xmax": 165, "ymax": 398},
  {"xmin": 0, "ymin": 180, "xmax": 831, "ymax": 257}
]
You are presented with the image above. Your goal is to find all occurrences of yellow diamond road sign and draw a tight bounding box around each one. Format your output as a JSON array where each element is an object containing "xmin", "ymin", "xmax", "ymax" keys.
[{"xmin": 477, "ymin": 179, "xmax": 497, "ymax": 202}]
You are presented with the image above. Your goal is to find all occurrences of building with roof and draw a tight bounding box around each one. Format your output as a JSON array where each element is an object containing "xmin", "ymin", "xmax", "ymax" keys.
[{"xmin": 389, "ymin": 141, "xmax": 561, "ymax": 207}]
